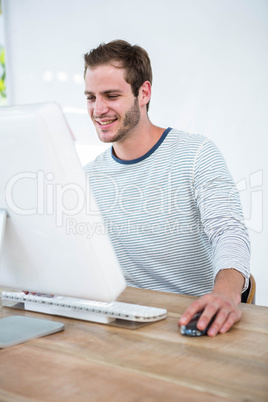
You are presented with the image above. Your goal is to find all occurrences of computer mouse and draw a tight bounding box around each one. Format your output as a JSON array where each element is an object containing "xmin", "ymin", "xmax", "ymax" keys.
[{"xmin": 180, "ymin": 312, "xmax": 216, "ymax": 336}]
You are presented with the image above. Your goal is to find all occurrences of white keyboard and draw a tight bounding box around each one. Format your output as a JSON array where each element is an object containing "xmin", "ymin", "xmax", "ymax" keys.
[{"xmin": 1, "ymin": 291, "xmax": 168, "ymax": 324}]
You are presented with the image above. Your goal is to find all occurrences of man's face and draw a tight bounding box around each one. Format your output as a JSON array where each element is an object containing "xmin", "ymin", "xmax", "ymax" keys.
[{"xmin": 84, "ymin": 64, "xmax": 141, "ymax": 144}]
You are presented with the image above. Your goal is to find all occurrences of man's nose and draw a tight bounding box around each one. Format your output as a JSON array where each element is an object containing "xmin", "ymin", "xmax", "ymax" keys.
[{"xmin": 94, "ymin": 98, "xmax": 109, "ymax": 116}]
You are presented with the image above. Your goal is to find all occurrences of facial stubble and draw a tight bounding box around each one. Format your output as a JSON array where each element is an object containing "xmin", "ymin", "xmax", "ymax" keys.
[{"xmin": 110, "ymin": 97, "xmax": 141, "ymax": 143}]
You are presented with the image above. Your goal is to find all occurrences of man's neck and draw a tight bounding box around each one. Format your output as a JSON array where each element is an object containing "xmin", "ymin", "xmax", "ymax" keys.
[{"xmin": 112, "ymin": 121, "xmax": 166, "ymax": 161}]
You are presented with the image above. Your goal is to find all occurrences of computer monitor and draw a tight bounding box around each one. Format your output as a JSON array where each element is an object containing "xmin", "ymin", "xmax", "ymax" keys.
[{"xmin": 0, "ymin": 103, "xmax": 126, "ymax": 302}]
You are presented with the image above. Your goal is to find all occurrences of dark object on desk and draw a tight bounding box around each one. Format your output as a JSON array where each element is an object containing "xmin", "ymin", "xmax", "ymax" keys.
[
  {"xmin": 180, "ymin": 312, "xmax": 216, "ymax": 337},
  {"xmin": 0, "ymin": 315, "xmax": 64, "ymax": 348}
]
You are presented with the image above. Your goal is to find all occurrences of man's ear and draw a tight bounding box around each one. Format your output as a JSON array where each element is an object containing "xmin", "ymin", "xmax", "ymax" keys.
[{"xmin": 139, "ymin": 81, "xmax": 151, "ymax": 108}]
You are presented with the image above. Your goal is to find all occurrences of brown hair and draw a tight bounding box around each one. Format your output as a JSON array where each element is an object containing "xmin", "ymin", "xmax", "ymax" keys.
[{"xmin": 84, "ymin": 40, "xmax": 152, "ymax": 111}]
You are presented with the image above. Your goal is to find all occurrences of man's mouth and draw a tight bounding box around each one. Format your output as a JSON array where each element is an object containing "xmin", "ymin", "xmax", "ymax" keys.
[{"xmin": 95, "ymin": 118, "xmax": 118, "ymax": 126}]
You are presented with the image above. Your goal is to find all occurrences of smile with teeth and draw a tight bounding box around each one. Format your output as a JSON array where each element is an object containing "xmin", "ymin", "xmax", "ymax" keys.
[{"xmin": 96, "ymin": 118, "xmax": 117, "ymax": 126}]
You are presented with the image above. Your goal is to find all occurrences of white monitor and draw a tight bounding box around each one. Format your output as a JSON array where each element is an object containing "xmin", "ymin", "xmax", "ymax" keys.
[{"xmin": 0, "ymin": 103, "xmax": 126, "ymax": 302}]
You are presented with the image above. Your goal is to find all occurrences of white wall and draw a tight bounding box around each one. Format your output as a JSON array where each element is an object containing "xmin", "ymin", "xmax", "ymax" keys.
[{"xmin": 3, "ymin": 0, "xmax": 268, "ymax": 305}]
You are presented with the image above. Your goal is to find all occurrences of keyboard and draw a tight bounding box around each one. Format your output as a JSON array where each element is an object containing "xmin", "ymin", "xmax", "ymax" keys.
[{"xmin": 1, "ymin": 291, "xmax": 168, "ymax": 324}]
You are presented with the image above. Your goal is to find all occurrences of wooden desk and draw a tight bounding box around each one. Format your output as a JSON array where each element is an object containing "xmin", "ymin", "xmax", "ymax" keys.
[{"xmin": 1, "ymin": 287, "xmax": 268, "ymax": 401}]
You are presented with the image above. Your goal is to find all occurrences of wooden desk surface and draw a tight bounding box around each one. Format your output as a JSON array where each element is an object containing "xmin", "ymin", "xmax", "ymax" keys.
[{"xmin": 1, "ymin": 287, "xmax": 268, "ymax": 402}]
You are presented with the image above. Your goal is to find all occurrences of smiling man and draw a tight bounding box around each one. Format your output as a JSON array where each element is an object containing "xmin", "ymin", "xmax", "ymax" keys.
[
  {"xmin": 85, "ymin": 64, "xmax": 140, "ymax": 143},
  {"xmin": 84, "ymin": 58, "xmax": 164, "ymax": 161},
  {"xmin": 83, "ymin": 40, "xmax": 251, "ymax": 337}
]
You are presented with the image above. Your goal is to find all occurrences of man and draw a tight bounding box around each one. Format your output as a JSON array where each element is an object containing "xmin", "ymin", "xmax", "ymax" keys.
[{"xmin": 83, "ymin": 40, "xmax": 250, "ymax": 336}]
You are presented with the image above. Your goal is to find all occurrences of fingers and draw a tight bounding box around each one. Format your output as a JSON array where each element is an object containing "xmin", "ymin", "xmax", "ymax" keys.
[
  {"xmin": 178, "ymin": 298, "xmax": 207, "ymax": 326},
  {"xmin": 218, "ymin": 310, "xmax": 241, "ymax": 334},
  {"xmin": 178, "ymin": 293, "xmax": 241, "ymax": 337},
  {"xmin": 205, "ymin": 309, "xmax": 240, "ymax": 337}
]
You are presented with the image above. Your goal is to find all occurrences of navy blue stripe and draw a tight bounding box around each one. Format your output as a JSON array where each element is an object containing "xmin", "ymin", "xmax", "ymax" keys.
[{"xmin": 111, "ymin": 127, "xmax": 172, "ymax": 165}]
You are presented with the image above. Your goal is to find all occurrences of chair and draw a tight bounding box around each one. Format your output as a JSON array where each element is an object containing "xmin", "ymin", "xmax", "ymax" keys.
[{"xmin": 241, "ymin": 274, "xmax": 256, "ymax": 304}]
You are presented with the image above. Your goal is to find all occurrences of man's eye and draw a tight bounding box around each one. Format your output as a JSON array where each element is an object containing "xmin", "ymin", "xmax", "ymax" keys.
[
  {"xmin": 107, "ymin": 95, "xmax": 119, "ymax": 99},
  {"xmin": 87, "ymin": 96, "xmax": 95, "ymax": 102}
]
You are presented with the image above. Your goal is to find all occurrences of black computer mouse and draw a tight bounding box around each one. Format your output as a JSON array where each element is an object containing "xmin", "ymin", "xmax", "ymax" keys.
[{"xmin": 180, "ymin": 312, "xmax": 216, "ymax": 336}]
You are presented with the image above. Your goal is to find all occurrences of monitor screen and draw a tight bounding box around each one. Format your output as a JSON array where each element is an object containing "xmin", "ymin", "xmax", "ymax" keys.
[{"xmin": 0, "ymin": 103, "xmax": 126, "ymax": 301}]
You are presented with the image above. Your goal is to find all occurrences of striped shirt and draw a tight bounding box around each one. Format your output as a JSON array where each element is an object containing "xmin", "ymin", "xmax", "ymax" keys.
[{"xmin": 84, "ymin": 128, "xmax": 250, "ymax": 296}]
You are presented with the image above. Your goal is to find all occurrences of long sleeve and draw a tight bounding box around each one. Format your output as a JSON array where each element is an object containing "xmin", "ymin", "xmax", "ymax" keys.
[{"xmin": 193, "ymin": 139, "xmax": 251, "ymax": 290}]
